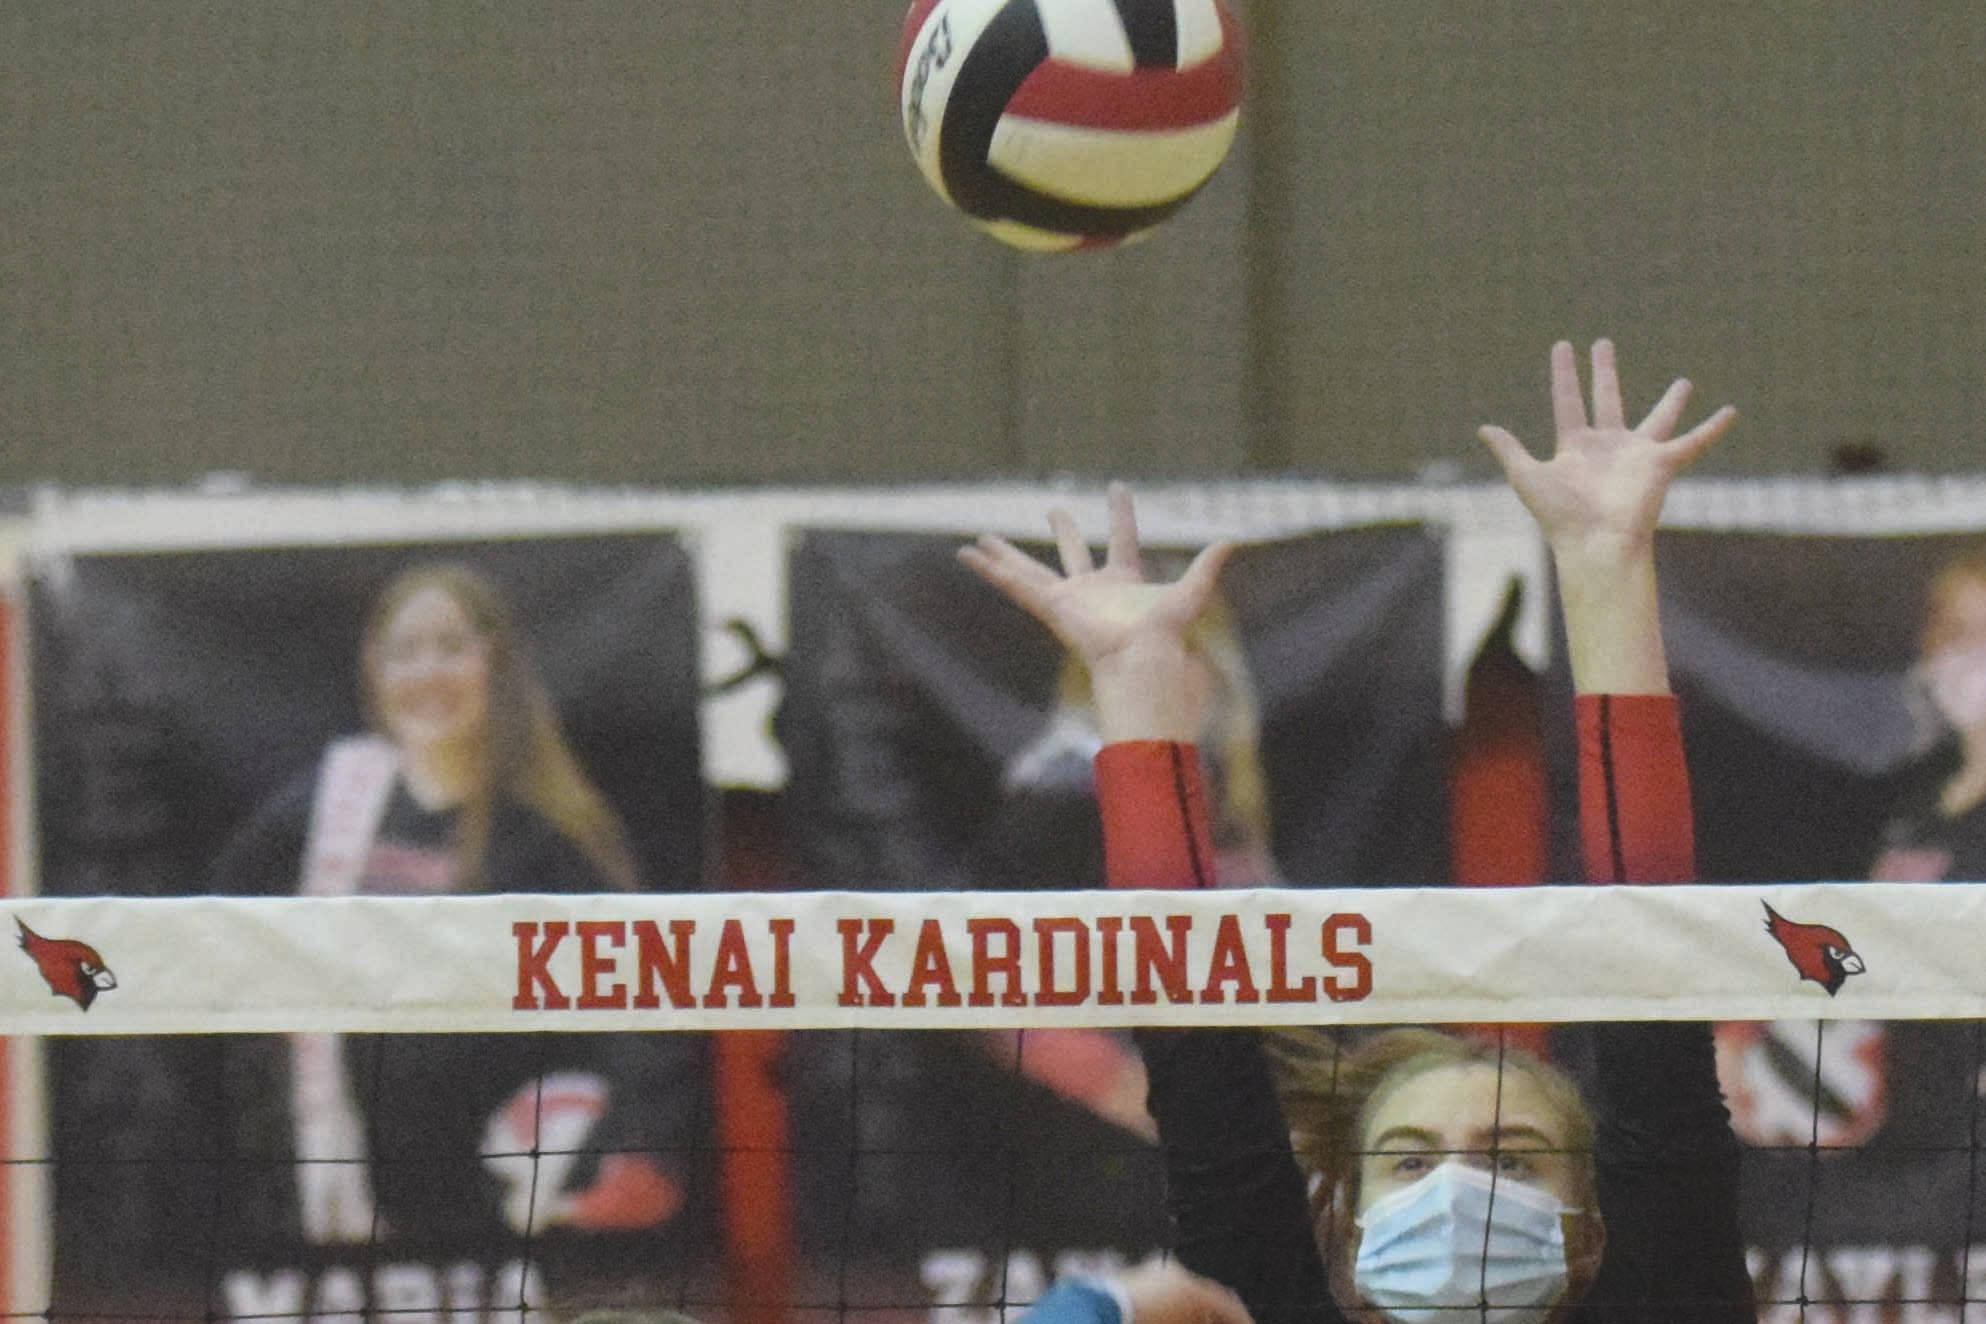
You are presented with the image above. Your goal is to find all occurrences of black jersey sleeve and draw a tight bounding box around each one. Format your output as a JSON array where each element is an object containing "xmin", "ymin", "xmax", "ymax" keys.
[
  {"xmin": 1579, "ymin": 1021, "xmax": 1754, "ymax": 1323},
  {"xmin": 1135, "ymin": 1027, "xmax": 1343, "ymax": 1324},
  {"xmin": 1574, "ymin": 695, "xmax": 1755, "ymax": 1322},
  {"xmin": 1099, "ymin": 742, "xmax": 1338, "ymax": 1324}
]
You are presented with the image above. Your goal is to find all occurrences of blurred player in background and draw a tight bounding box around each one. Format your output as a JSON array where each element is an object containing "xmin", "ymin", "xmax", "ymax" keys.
[
  {"xmin": 210, "ymin": 562, "xmax": 694, "ymax": 1248},
  {"xmin": 1879, "ymin": 547, "xmax": 1986, "ymax": 880},
  {"xmin": 1717, "ymin": 545, "xmax": 1986, "ymax": 1159}
]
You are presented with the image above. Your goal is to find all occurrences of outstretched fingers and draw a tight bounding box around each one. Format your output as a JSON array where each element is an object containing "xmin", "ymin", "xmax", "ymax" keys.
[
  {"xmin": 1664, "ymin": 404, "xmax": 1737, "ymax": 470},
  {"xmin": 1104, "ymin": 481, "xmax": 1145, "ymax": 577},
  {"xmin": 1589, "ymin": 338, "xmax": 1626, "ymax": 430},
  {"xmin": 1162, "ymin": 540, "xmax": 1235, "ymax": 624},
  {"xmin": 1636, "ymin": 378, "xmax": 1694, "ymax": 441},
  {"xmin": 1049, "ymin": 509, "xmax": 1094, "ymax": 577},
  {"xmin": 1476, "ymin": 424, "xmax": 1537, "ymax": 484},
  {"xmin": 1549, "ymin": 340, "xmax": 1587, "ymax": 441},
  {"xmin": 957, "ymin": 534, "xmax": 1060, "ymax": 617},
  {"xmin": 960, "ymin": 487, "xmax": 1232, "ymax": 655}
]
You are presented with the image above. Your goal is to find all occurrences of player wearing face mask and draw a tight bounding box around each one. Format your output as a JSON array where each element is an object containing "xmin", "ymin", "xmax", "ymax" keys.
[
  {"xmin": 1351, "ymin": 1168, "xmax": 1573, "ymax": 1324},
  {"xmin": 1307, "ymin": 1028, "xmax": 1602, "ymax": 1324},
  {"xmin": 961, "ymin": 343, "xmax": 1756, "ymax": 1324}
]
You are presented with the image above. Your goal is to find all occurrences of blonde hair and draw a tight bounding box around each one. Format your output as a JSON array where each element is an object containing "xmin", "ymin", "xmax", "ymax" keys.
[
  {"xmin": 1054, "ymin": 586, "xmax": 1275, "ymax": 862},
  {"xmin": 1272, "ymin": 1026, "xmax": 1598, "ymax": 1218},
  {"xmin": 361, "ymin": 563, "xmax": 639, "ymax": 892}
]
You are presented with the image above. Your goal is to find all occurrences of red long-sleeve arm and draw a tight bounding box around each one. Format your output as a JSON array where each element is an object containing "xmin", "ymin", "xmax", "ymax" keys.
[
  {"xmin": 1099, "ymin": 739, "xmax": 1336, "ymax": 1324},
  {"xmin": 1576, "ymin": 692, "xmax": 1694, "ymax": 885},
  {"xmin": 1096, "ymin": 740, "xmax": 1218, "ymax": 891},
  {"xmin": 1575, "ymin": 693, "xmax": 1756, "ymax": 1318}
]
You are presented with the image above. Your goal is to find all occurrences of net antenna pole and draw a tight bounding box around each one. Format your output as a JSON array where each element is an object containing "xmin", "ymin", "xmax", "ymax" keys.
[{"xmin": 1, "ymin": 544, "xmax": 54, "ymax": 1319}]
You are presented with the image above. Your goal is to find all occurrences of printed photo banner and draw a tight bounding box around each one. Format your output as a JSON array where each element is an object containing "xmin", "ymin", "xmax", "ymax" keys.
[
  {"xmin": 769, "ymin": 520, "xmax": 1455, "ymax": 1275},
  {"xmin": 22, "ymin": 532, "xmax": 715, "ymax": 1321},
  {"xmin": 1658, "ymin": 530, "xmax": 1965, "ymax": 885},
  {"xmin": 778, "ymin": 522, "xmax": 1453, "ymax": 894},
  {"xmin": 27, "ymin": 533, "xmax": 709, "ymax": 900},
  {"xmin": 0, "ymin": 882, "xmax": 1974, "ymax": 1034},
  {"xmin": 1647, "ymin": 530, "xmax": 1986, "ymax": 1281}
]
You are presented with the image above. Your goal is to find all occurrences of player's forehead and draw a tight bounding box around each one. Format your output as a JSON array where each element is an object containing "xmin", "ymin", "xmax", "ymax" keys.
[
  {"xmin": 380, "ymin": 585, "xmax": 480, "ymax": 641},
  {"xmin": 1361, "ymin": 1061, "xmax": 1572, "ymax": 1150}
]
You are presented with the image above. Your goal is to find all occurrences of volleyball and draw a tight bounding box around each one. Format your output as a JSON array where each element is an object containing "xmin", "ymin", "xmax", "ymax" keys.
[{"xmin": 896, "ymin": 0, "xmax": 1244, "ymax": 251}]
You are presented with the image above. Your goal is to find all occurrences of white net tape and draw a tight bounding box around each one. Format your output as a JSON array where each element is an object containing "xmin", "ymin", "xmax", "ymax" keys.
[{"xmin": 0, "ymin": 883, "xmax": 1967, "ymax": 1035}]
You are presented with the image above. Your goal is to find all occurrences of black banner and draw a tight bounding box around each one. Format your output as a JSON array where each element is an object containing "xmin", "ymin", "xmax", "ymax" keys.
[
  {"xmin": 773, "ymin": 524, "xmax": 1449, "ymax": 1279},
  {"xmin": 779, "ymin": 524, "xmax": 1450, "ymax": 893},
  {"xmin": 1657, "ymin": 530, "xmax": 1986, "ymax": 1308},
  {"xmin": 29, "ymin": 533, "xmax": 713, "ymax": 1319}
]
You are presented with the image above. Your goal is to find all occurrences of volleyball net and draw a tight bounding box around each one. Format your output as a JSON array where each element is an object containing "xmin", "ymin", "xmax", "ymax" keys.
[
  {"xmin": 12, "ymin": 475, "xmax": 1986, "ymax": 1322},
  {"xmin": 5, "ymin": 884, "xmax": 1986, "ymax": 1322}
]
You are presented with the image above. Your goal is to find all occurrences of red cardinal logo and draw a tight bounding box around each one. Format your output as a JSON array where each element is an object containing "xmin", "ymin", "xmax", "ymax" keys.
[
  {"xmin": 1762, "ymin": 902, "xmax": 1864, "ymax": 996},
  {"xmin": 16, "ymin": 918, "xmax": 117, "ymax": 1010}
]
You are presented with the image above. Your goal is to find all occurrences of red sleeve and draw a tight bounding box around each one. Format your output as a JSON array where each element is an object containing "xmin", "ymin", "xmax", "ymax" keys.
[
  {"xmin": 1094, "ymin": 741, "xmax": 1217, "ymax": 890},
  {"xmin": 1576, "ymin": 693, "xmax": 1695, "ymax": 884}
]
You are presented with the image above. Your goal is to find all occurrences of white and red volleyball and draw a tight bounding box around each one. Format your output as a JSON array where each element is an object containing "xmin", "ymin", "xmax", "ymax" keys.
[{"xmin": 897, "ymin": 0, "xmax": 1244, "ymax": 251}]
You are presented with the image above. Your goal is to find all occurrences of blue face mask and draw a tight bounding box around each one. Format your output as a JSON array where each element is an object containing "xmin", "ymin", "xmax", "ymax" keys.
[{"xmin": 1351, "ymin": 1162, "xmax": 1573, "ymax": 1324}]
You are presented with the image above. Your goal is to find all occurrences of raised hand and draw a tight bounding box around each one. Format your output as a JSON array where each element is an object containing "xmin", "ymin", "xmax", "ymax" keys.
[
  {"xmin": 957, "ymin": 482, "xmax": 1232, "ymax": 743},
  {"xmin": 1477, "ymin": 339, "xmax": 1735, "ymax": 694},
  {"xmin": 1478, "ymin": 338, "xmax": 1734, "ymax": 563}
]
